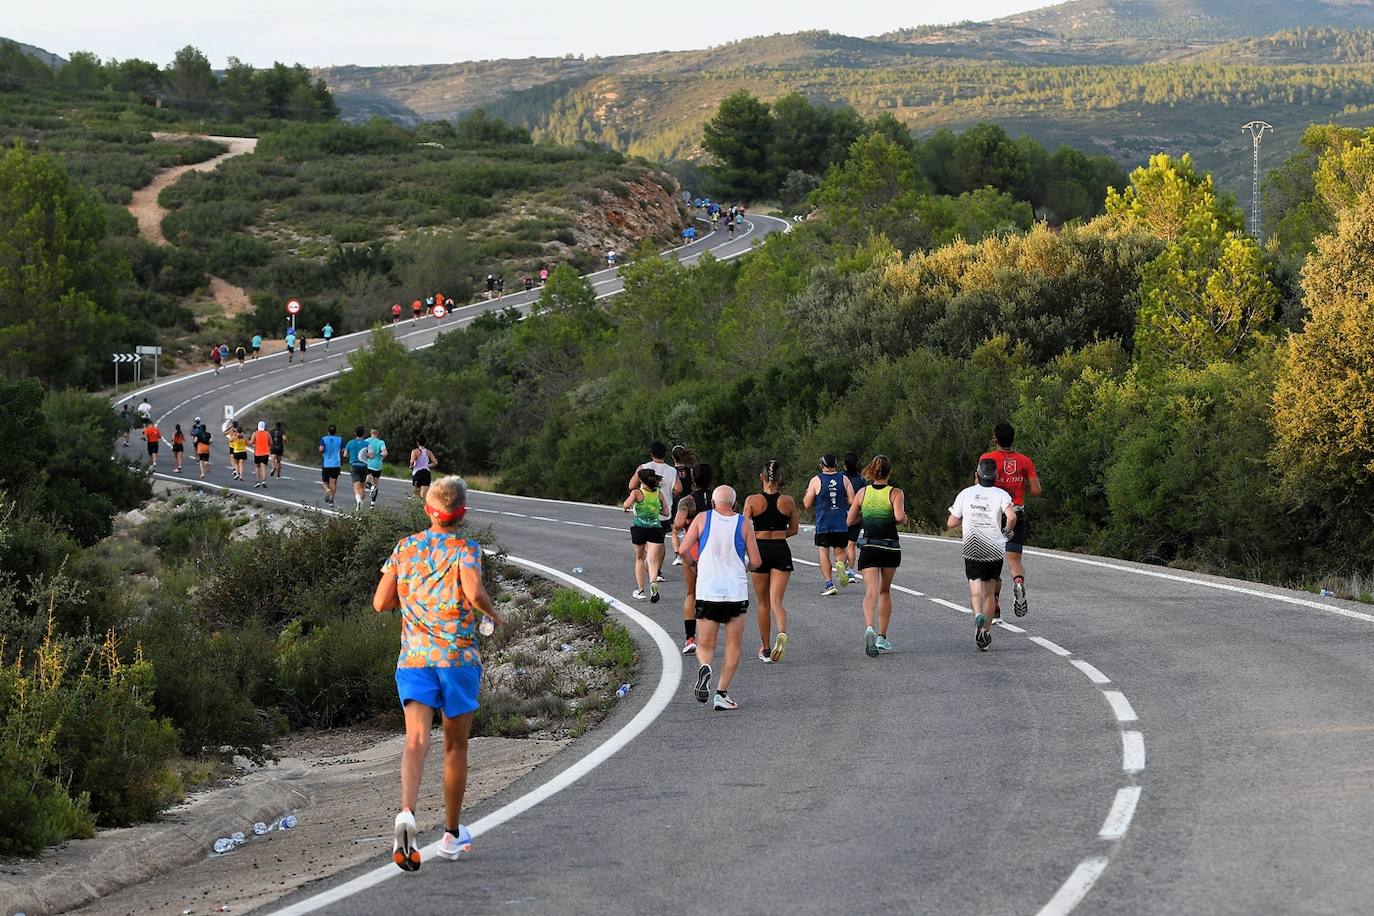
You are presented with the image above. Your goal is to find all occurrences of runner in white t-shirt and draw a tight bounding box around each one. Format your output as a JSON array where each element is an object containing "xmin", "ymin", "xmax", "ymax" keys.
[
  {"xmin": 948, "ymin": 458, "xmax": 1018, "ymax": 652},
  {"xmin": 627, "ymin": 442, "xmax": 681, "ymax": 579}
]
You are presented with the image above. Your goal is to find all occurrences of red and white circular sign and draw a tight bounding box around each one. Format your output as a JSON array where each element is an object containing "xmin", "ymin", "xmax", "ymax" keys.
[
  {"xmin": 285, "ymin": 299, "xmax": 301, "ymax": 314},
  {"xmin": 432, "ymin": 303, "xmax": 447, "ymax": 318}
]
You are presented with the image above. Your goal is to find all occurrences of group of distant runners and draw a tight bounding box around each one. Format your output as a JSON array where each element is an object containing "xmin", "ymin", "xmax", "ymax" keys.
[
  {"xmin": 622, "ymin": 425, "xmax": 1041, "ymax": 710},
  {"xmin": 208, "ymin": 325, "xmax": 336, "ymax": 374}
]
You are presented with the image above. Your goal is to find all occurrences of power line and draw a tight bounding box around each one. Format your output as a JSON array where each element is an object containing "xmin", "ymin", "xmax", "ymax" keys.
[{"xmin": 1241, "ymin": 120, "xmax": 1273, "ymax": 241}]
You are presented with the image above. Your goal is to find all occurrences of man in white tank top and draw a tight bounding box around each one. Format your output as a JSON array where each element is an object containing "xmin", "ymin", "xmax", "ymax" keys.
[{"xmin": 676, "ymin": 485, "xmax": 761, "ymax": 711}]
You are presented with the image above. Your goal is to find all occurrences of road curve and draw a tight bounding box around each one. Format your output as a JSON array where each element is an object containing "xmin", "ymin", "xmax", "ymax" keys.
[{"xmin": 112, "ymin": 210, "xmax": 1374, "ymax": 915}]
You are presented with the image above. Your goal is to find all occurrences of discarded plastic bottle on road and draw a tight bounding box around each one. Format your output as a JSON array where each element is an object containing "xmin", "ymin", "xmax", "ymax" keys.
[
  {"xmin": 1320, "ymin": 588, "xmax": 1336, "ymax": 597},
  {"xmin": 230, "ymin": 831, "xmax": 245, "ymax": 845},
  {"xmin": 212, "ymin": 837, "xmax": 235, "ymax": 854},
  {"xmin": 560, "ymin": 643, "xmax": 572, "ymax": 652},
  {"xmin": 253, "ymin": 821, "xmax": 270, "ymax": 835},
  {"xmin": 572, "ymin": 566, "xmax": 584, "ymax": 574},
  {"xmin": 616, "ymin": 683, "xmax": 631, "ymax": 698},
  {"xmin": 279, "ymin": 814, "xmax": 298, "ymax": 829}
]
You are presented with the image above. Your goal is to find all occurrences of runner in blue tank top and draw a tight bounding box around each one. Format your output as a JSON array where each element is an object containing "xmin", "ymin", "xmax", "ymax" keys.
[{"xmin": 804, "ymin": 453, "xmax": 857, "ymax": 596}]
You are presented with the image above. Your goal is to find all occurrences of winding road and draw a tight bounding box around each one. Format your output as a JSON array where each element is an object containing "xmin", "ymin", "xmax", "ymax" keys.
[{"xmin": 112, "ymin": 212, "xmax": 1374, "ymax": 915}]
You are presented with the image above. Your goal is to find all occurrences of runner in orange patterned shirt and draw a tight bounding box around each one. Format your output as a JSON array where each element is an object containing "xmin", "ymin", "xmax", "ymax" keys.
[{"xmin": 373, "ymin": 475, "xmax": 503, "ymax": 872}]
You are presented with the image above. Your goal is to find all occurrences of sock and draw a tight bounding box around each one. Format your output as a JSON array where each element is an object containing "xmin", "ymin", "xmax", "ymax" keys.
[
  {"xmin": 825, "ymin": 579, "xmax": 834, "ymax": 589},
  {"xmin": 1015, "ymin": 575, "xmax": 1025, "ymax": 584},
  {"xmin": 446, "ymin": 824, "xmax": 459, "ymax": 836},
  {"xmin": 685, "ymin": 619, "xmax": 696, "ymax": 639}
]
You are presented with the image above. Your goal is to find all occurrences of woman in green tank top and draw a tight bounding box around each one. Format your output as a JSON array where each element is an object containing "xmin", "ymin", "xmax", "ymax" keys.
[
  {"xmin": 845, "ymin": 455, "xmax": 908, "ymax": 658},
  {"xmin": 622, "ymin": 468, "xmax": 667, "ymax": 603}
]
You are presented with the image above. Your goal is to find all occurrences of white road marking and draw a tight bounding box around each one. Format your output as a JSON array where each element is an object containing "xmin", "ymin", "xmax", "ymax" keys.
[
  {"xmin": 1098, "ymin": 786, "xmax": 1142, "ymax": 840},
  {"xmin": 1070, "ymin": 659, "xmax": 1112, "ymax": 685},
  {"xmin": 564, "ymin": 521, "xmax": 594, "ymax": 528},
  {"xmin": 892, "ymin": 585, "xmax": 926, "ymax": 597},
  {"xmin": 1029, "ymin": 636, "xmax": 1072, "ymax": 657},
  {"xmin": 471, "ymin": 507, "xmax": 498, "ymax": 513},
  {"xmin": 500, "ymin": 511, "xmax": 527, "ymax": 518},
  {"xmin": 1102, "ymin": 690, "xmax": 1139, "ymax": 723},
  {"xmin": 268, "ymin": 553, "xmax": 680, "ymax": 916},
  {"xmin": 1036, "ymin": 856, "xmax": 1109, "ymax": 916},
  {"xmin": 598, "ymin": 526, "xmax": 621, "ymax": 532},
  {"xmin": 928, "ymin": 597, "xmax": 970, "ymax": 613},
  {"xmin": 996, "ymin": 621, "xmax": 1026, "ymax": 633},
  {"xmin": 529, "ymin": 516, "xmax": 557, "ymax": 522},
  {"xmin": 1122, "ymin": 730, "xmax": 1146, "ymax": 774}
]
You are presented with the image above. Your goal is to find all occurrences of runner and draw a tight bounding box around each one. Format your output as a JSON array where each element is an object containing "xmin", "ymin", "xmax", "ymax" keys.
[
  {"xmin": 727, "ymin": 219, "xmax": 735, "ymax": 239},
  {"xmin": 372, "ymin": 475, "xmax": 504, "ymax": 872},
  {"xmin": 392, "ymin": 303, "xmax": 402, "ymax": 325},
  {"xmin": 607, "ymin": 249, "xmax": 617, "ymax": 268},
  {"xmin": 269, "ymin": 421, "xmax": 287, "ymax": 478},
  {"xmin": 677, "ymin": 485, "xmax": 762, "ymax": 711},
  {"xmin": 252, "ymin": 421, "xmax": 272, "ymax": 488},
  {"xmin": 627, "ymin": 442, "xmax": 680, "ymax": 583},
  {"xmin": 170, "ymin": 423, "xmax": 184, "ymax": 474},
  {"xmin": 194, "ymin": 423, "xmax": 212, "ymax": 478},
  {"xmin": 119, "ymin": 404, "xmax": 132, "ymax": 446},
  {"xmin": 346, "ymin": 426, "xmax": 371, "ymax": 510},
  {"xmin": 229, "ymin": 423, "xmax": 248, "ymax": 481},
  {"xmin": 364, "ymin": 426, "xmax": 388, "ymax": 506},
  {"xmin": 846, "ymin": 455, "xmax": 908, "ymax": 658},
  {"xmin": 495, "ymin": 276, "xmax": 504, "ymax": 298},
  {"xmin": 251, "ymin": 334, "xmax": 262, "ymax": 359},
  {"xmin": 137, "ymin": 397, "xmax": 152, "ymax": 423},
  {"xmin": 142, "ymin": 420, "xmax": 161, "ymax": 468},
  {"xmin": 979, "ymin": 422, "xmax": 1041, "ymax": 619},
  {"xmin": 743, "ymin": 460, "xmax": 798, "ymax": 664},
  {"xmin": 219, "ymin": 343, "xmax": 230, "ymax": 367},
  {"xmin": 285, "ymin": 329, "xmax": 296, "ymax": 364},
  {"xmin": 842, "ymin": 451, "xmax": 866, "ymax": 581},
  {"xmin": 523, "ymin": 276, "xmax": 533, "ymax": 292},
  {"xmin": 322, "ymin": 323, "xmax": 334, "ymax": 350},
  {"xmin": 298, "ymin": 332, "xmax": 308, "ymax": 362},
  {"xmin": 486, "ymin": 274, "xmax": 495, "ymax": 298},
  {"xmin": 672, "ymin": 462, "xmax": 714, "ymax": 655},
  {"xmin": 622, "ymin": 468, "xmax": 666, "ymax": 602},
  {"xmin": 669, "ymin": 445, "xmax": 697, "ymax": 565},
  {"xmin": 948, "ymin": 458, "xmax": 1018, "ymax": 651},
  {"xmin": 539, "ymin": 267, "xmax": 549, "ymax": 285},
  {"xmin": 412, "ymin": 299, "xmax": 423, "ymax": 322},
  {"xmin": 319, "ymin": 424, "xmax": 343, "ymax": 505},
  {"xmin": 682, "ymin": 225, "xmax": 696, "ymax": 245},
  {"xmin": 235, "ymin": 344, "xmax": 247, "ymax": 370},
  {"xmin": 410, "ymin": 435, "xmax": 437, "ymax": 501},
  {"xmin": 210, "ymin": 344, "xmax": 223, "ymax": 375},
  {"xmin": 804, "ymin": 453, "xmax": 857, "ymax": 596}
]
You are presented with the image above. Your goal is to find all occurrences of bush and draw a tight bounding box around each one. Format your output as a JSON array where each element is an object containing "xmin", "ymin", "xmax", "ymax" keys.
[
  {"xmin": 274, "ymin": 615, "xmax": 399, "ymax": 729},
  {"xmin": 546, "ymin": 589, "xmax": 608, "ymax": 626},
  {"xmin": 138, "ymin": 502, "xmax": 234, "ymax": 565}
]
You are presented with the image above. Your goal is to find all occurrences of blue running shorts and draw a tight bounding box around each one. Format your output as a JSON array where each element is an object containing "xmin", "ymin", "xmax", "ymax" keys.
[{"xmin": 395, "ymin": 666, "xmax": 482, "ymax": 718}]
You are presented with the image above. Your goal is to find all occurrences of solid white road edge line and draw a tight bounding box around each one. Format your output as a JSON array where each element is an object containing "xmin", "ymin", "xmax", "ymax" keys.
[
  {"xmin": 1070, "ymin": 659, "xmax": 1112, "ymax": 685},
  {"xmin": 268, "ymin": 553, "xmax": 681, "ymax": 916},
  {"xmin": 1122, "ymin": 730, "xmax": 1146, "ymax": 774},
  {"xmin": 928, "ymin": 596, "xmax": 970, "ymax": 614},
  {"xmin": 1029, "ymin": 636, "xmax": 1073, "ymax": 657},
  {"xmin": 1102, "ymin": 690, "xmax": 1139, "ymax": 723},
  {"xmin": 1036, "ymin": 856, "xmax": 1110, "ymax": 916},
  {"xmin": 1098, "ymin": 786, "xmax": 1142, "ymax": 840}
]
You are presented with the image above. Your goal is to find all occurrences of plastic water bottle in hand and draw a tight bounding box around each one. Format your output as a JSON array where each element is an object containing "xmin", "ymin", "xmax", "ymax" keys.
[{"xmin": 479, "ymin": 616, "xmax": 495, "ymax": 636}]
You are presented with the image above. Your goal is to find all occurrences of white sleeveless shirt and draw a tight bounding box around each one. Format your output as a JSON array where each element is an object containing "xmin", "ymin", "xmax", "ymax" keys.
[{"xmin": 696, "ymin": 510, "xmax": 748, "ymax": 602}]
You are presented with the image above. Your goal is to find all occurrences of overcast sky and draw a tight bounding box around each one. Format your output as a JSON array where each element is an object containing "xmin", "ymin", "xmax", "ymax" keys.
[{"xmin": 10, "ymin": 0, "xmax": 1052, "ymax": 67}]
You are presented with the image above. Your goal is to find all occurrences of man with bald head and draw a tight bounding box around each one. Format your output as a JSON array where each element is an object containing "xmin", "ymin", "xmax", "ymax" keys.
[{"xmin": 676, "ymin": 485, "xmax": 762, "ymax": 711}]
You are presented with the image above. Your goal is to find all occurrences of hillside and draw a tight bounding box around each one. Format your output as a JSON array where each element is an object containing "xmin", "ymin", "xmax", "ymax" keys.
[{"xmin": 996, "ymin": 0, "xmax": 1374, "ymax": 40}]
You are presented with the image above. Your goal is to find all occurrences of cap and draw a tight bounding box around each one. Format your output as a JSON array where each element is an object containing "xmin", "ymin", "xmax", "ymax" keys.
[{"xmin": 976, "ymin": 458, "xmax": 999, "ymax": 486}]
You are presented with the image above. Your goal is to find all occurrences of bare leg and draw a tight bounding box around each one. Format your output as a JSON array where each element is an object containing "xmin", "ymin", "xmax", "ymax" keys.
[
  {"xmin": 633, "ymin": 543, "xmax": 647, "ymax": 591},
  {"xmin": 862, "ymin": 571, "xmax": 879, "ymax": 628},
  {"xmin": 717, "ymin": 615, "xmax": 746, "ymax": 691},
  {"xmin": 441, "ymin": 711, "xmax": 473, "ymax": 829},
  {"xmin": 647, "ymin": 543, "xmax": 664, "ymax": 583},
  {"xmin": 400, "ymin": 701, "xmax": 434, "ymax": 812},
  {"xmin": 816, "ymin": 546, "xmax": 832, "ymax": 583},
  {"xmin": 695, "ymin": 618, "xmax": 718, "ymax": 669},
  {"xmin": 769, "ymin": 569, "xmax": 790, "ymax": 637},
  {"xmin": 878, "ymin": 568, "xmax": 896, "ymax": 635},
  {"xmin": 681, "ymin": 566, "xmax": 697, "ymax": 631},
  {"xmin": 752, "ymin": 571, "xmax": 772, "ymax": 648}
]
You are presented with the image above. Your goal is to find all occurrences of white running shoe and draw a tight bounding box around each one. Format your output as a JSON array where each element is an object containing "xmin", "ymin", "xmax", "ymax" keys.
[
  {"xmin": 713, "ymin": 692, "xmax": 739, "ymax": 711},
  {"xmin": 757, "ymin": 644, "xmax": 771, "ymax": 663},
  {"xmin": 654, "ymin": 573, "xmax": 666, "ymax": 582},
  {"xmin": 672, "ymin": 555, "xmax": 683, "ymax": 566},
  {"xmin": 392, "ymin": 810, "xmax": 420, "ymax": 872},
  {"xmin": 435, "ymin": 825, "xmax": 472, "ymax": 861},
  {"xmin": 682, "ymin": 637, "xmax": 697, "ymax": 655},
  {"xmin": 632, "ymin": 588, "xmax": 647, "ymax": 600}
]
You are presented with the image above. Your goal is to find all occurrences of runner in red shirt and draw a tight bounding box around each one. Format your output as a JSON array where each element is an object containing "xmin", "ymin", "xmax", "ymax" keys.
[
  {"xmin": 979, "ymin": 422, "xmax": 1041, "ymax": 619},
  {"xmin": 412, "ymin": 299, "xmax": 423, "ymax": 322},
  {"xmin": 391, "ymin": 303, "xmax": 402, "ymax": 324}
]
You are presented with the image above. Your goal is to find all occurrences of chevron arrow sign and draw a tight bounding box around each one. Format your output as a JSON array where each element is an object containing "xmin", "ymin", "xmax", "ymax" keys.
[{"xmin": 112, "ymin": 353, "xmax": 141, "ymax": 363}]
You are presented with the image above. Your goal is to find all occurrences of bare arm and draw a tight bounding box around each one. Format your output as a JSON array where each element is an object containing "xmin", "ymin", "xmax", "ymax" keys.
[
  {"xmin": 802, "ymin": 476, "xmax": 819, "ymax": 510},
  {"xmin": 892, "ymin": 488, "xmax": 908, "ymax": 525},
  {"xmin": 1004, "ymin": 503, "xmax": 1018, "ymax": 536},
  {"xmin": 1028, "ymin": 471, "xmax": 1042, "ymax": 498},
  {"xmin": 673, "ymin": 496, "xmax": 695, "ymax": 532},
  {"xmin": 743, "ymin": 519, "xmax": 763, "ymax": 571},
  {"xmin": 782, "ymin": 496, "xmax": 800, "ymax": 538},
  {"xmin": 626, "ymin": 468, "xmax": 641, "ymax": 492},
  {"xmin": 846, "ymin": 487, "xmax": 865, "ymax": 527},
  {"xmin": 622, "ymin": 490, "xmax": 641, "ymax": 512},
  {"xmin": 946, "ymin": 513, "xmax": 961, "ymax": 530},
  {"xmin": 460, "ymin": 562, "xmax": 504, "ymax": 628},
  {"xmin": 678, "ymin": 513, "xmax": 705, "ymax": 558},
  {"xmin": 372, "ymin": 570, "xmax": 399, "ymax": 612}
]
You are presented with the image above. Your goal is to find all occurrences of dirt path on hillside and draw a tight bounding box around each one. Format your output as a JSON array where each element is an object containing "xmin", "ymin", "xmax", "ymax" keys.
[{"xmin": 129, "ymin": 135, "xmax": 258, "ymax": 317}]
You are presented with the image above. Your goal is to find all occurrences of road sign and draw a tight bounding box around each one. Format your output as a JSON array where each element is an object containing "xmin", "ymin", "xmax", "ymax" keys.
[
  {"xmin": 112, "ymin": 353, "xmax": 140, "ymax": 393},
  {"xmin": 135, "ymin": 345, "xmax": 162, "ymax": 355},
  {"xmin": 224, "ymin": 405, "xmax": 235, "ymax": 421},
  {"xmin": 432, "ymin": 303, "xmax": 447, "ymax": 319},
  {"xmin": 285, "ymin": 299, "xmax": 301, "ymax": 315},
  {"xmin": 112, "ymin": 353, "xmax": 141, "ymax": 363}
]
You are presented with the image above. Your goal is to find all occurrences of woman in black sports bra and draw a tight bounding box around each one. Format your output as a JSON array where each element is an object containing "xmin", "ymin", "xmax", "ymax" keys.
[{"xmin": 743, "ymin": 459, "xmax": 799, "ymax": 664}]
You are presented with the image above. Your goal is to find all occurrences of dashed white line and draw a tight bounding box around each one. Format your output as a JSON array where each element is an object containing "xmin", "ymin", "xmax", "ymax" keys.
[
  {"xmin": 1098, "ymin": 786, "xmax": 1142, "ymax": 840},
  {"xmin": 891, "ymin": 584, "xmax": 925, "ymax": 597},
  {"xmin": 1029, "ymin": 636, "xmax": 1072, "ymax": 657},
  {"xmin": 1122, "ymin": 730, "xmax": 1146, "ymax": 774},
  {"xmin": 996, "ymin": 621, "xmax": 1026, "ymax": 633},
  {"xmin": 1070, "ymin": 659, "xmax": 1112, "ymax": 685},
  {"xmin": 598, "ymin": 525, "xmax": 621, "ymax": 532},
  {"xmin": 1102, "ymin": 690, "xmax": 1139, "ymax": 723},
  {"xmin": 564, "ymin": 521, "xmax": 594, "ymax": 528},
  {"xmin": 1036, "ymin": 856, "xmax": 1109, "ymax": 916},
  {"xmin": 928, "ymin": 597, "xmax": 971, "ymax": 614},
  {"xmin": 529, "ymin": 516, "xmax": 557, "ymax": 522},
  {"xmin": 500, "ymin": 511, "xmax": 527, "ymax": 518}
]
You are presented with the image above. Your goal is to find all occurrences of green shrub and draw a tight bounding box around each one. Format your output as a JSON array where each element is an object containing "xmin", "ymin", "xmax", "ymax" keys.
[
  {"xmin": 274, "ymin": 615, "xmax": 399, "ymax": 729},
  {"xmin": 546, "ymin": 590, "xmax": 607, "ymax": 626},
  {"xmin": 138, "ymin": 502, "xmax": 233, "ymax": 564}
]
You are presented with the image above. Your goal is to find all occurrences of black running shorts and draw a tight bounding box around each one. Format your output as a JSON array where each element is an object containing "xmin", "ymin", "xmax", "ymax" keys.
[
  {"xmin": 814, "ymin": 530, "xmax": 848, "ymax": 549},
  {"xmin": 858, "ymin": 545, "xmax": 901, "ymax": 570},
  {"xmin": 755, "ymin": 539, "xmax": 794, "ymax": 573},
  {"xmin": 147, "ymin": 442, "xmax": 159, "ymax": 454},
  {"xmin": 695, "ymin": 599, "xmax": 748, "ymax": 623},
  {"xmin": 412, "ymin": 469, "xmax": 432, "ymax": 488},
  {"xmin": 321, "ymin": 467, "xmax": 341, "ymax": 481},
  {"xmin": 351, "ymin": 465, "xmax": 369, "ymax": 484},
  {"xmin": 964, "ymin": 558, "xmax": 1004, "ymax": 582},
  {"xmin": 631, "ymin": 525, "xmax": 666, "ymax": 546},
  {"xmin": 1006, "ymin": 507, "xmax": 1027, "ymax": 553},
  {"xmin": 254, "ymin": 454, "xmax": 269, "ymax": 465}
]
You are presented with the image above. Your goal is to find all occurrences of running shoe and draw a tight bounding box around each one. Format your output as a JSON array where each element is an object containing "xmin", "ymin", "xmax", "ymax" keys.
[
  {"xmin": 821, "ymin": 582, "xmax": 838, "ymax": 597},
  {"xmin": 632, "ymin": 589, "xmax": 647, "ymax": 600},
  {"xmin": 850, "ymin": 569, "xmax": 863, "ymax": 582},
  {"xmin": 974, "ymin": 614, "xmax": 991, "ymax": 651},
  {"xmin": 694, "ymin": 665, "xmax": 712, "ymax": 703},
  {"xmin": 713, "ymin": 692, "xmax": 739, "ymax": 711},
  {"xmin": 865, "ymin": 626, "xmax": 879, "ymax": 658},
  {"xmin": 1013, "ymin": 580, "xmax": 1028, "ymax": 617},
  {"xmin": 682, "ymin": 637, "xmax": 697, "ymax": 655},
  {"xmin": 392, "ymin": 810, "xmax": 421, "ymax": 872},
  {"xmin": 875, "ymin": 634, "xmax": 893, "ymax": 653},
  {"xmin": 672, "ymin": 555, "xmax": 683, "ymax": 567},
  {"xmin": 757, "ymin": 644, "xmax": 771, "ymax": 663},
  {"xmin": 654, "ymin": 573, "xmax": 666, "ymax": 583},
  {"xmin": 770, "ymin": 632, "xmax": 788, "ymax": 663},
  {"xmin": 435, "ymin": 825, "xmax": 472, "ymax": 861},
  {"xmin": 650, "ymin": 582, "xmax": 660, "ymax": 603},
  {"xmin": 833, "ymin": 561, "xmax": 850, "ymax": 588}
]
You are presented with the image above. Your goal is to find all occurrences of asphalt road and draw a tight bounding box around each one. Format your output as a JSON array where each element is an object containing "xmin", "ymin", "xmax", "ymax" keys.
[{"xmin": 110, "ymin": 210, "xmax": 1374, "ymax": 915}]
